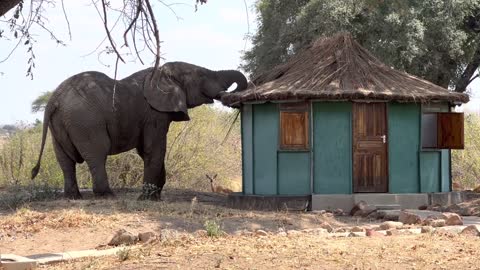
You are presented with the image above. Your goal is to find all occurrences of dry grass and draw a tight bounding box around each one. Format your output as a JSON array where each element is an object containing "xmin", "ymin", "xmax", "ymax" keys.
[
  {"xmin": 43, "ymin": 234, "xmax": 480, "ymax": 270},
  {"xmin": 0, "ymin": 207, "xmax": 113, "ymax": 234}
]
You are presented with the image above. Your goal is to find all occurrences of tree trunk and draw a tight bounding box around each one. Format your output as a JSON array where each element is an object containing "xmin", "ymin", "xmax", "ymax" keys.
[
  {"xmin": 0, "ymin": 0, "xmax": 21, "ymax": 17},
  {"xmin": 455, "ymin": 43, "xmax": 480, "ymax": 93}
]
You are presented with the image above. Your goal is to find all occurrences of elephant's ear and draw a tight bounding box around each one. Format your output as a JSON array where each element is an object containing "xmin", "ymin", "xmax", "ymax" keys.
[{"xmin": 143, "ymin": 71, "xmax": 190, "ymax": 121}]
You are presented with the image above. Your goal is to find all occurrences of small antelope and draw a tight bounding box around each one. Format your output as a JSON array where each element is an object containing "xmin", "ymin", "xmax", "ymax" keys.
[{"xmin": 206, "ymin": 174, "xmax": 233, "ymax": 194}]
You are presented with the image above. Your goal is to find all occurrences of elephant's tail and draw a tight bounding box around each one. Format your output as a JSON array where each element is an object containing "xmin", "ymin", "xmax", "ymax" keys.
[{"xmin": 31, "ymin": 101, "xmax": 56, "ymax": 180}]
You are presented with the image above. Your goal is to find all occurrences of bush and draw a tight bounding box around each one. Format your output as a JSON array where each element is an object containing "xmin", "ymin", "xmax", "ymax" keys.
[
  {"xmin": 452, "ymin": 113, "xmax": 480, "ymax": 189},
  {"xmin": 0, "ymin": 106, "xmax": 242, "ymax": 192}
]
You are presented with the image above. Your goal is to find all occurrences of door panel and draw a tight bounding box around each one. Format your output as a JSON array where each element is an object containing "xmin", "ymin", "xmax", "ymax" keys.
[{"xmin": 353, "ymin": 103, "xmax": 388, "ymax": 192}]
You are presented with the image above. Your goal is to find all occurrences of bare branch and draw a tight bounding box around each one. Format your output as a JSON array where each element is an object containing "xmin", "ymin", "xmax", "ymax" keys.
[
  {"xmin": 100, "ymin": 0, "xmax": 125, "ymax": 63},
  {"xmin": 144, "ymin": 0, "xmax": 161, "ymax": 71},
  {"xmin": 60, "ymin": 0, "xmax": 72, "ymax": 40}
]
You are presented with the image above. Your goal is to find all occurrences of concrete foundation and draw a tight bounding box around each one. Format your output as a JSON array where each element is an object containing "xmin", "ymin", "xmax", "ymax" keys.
[
  {"xmin": 312, "ymin": 192, "xmax": 468, "ymax": 211},
  {"xmin": 227, "ymin": 193, "xmax": 310, "ymax": 211}
]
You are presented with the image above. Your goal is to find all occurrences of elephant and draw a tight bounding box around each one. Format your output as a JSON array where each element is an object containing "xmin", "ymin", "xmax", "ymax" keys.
[{"xmin": 31, "ymin": 61, "xmax": 248, "ymax": 200}]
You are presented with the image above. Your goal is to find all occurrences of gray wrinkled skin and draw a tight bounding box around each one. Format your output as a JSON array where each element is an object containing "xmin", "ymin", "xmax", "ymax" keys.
[{"xmin": 31, "ymin": 61, "xmax": 248, "ymax": 200}]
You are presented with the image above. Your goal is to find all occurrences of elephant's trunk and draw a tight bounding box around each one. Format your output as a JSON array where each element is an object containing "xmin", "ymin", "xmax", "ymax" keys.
[{"xmin": 216, "ymin": 70, "xmax": 248, "ymax": 93}]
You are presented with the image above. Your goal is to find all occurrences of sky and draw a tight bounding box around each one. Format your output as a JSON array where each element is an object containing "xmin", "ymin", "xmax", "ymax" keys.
[
  {"xmin": 0, "ymin": 0, "xmax": 479, "ymax": 125},
  {"xmin": 0, "ymin": 0, "xmax": 256, "ymax": 124}
]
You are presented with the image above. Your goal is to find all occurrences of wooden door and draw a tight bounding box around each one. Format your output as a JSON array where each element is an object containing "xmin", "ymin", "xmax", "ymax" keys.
[{"xmin": 353, "ymin": 103, "xmax": 388, "ymax": 193}]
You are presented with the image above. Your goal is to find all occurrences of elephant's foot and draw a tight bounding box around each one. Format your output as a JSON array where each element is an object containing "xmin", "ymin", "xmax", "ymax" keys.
[
  {"xmin": 64, "ymin": 190, "xmax": 83, "ymax": 200},
  {"xmin": 138, "ymin": 183, "xmax": 163, "ymax": 201},
  {"xmin": 93, "ymin": 189, "xmax": 116, "ymax": 199},
  {"xmin": 137, "ymin": 192, "xmax": 162, "ymax": 201}
]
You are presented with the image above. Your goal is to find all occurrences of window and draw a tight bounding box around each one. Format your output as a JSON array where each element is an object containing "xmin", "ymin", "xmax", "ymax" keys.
[
  {"xmin": 422, "ymin": 112, "xmax": 464, "ymax": 149},
  {"xmin": 279, "ymin": 103, "xmax": 309, "ymax": 150}
]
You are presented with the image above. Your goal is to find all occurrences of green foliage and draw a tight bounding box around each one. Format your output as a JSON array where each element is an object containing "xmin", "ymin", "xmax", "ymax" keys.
[
  {"xmin": 31, "ymin": 91, "xmax": 52, "ymax": 113},
  {"xmin": 243, "ymin": 0, "xmax": 480, "ymax": 89},
  {"xmin": 116, "ymin": 247, "xmax": 132, "ymax": 262},
  {"xmin": 452, "ymin": 113, "xmax": 480, "ymax": 188},
  {"xmin": 203, "ymin": 219, "xmax": 223, "ymax": 237},
  {"xmin": 0, "ymin": 106, "xmax": 241, "ymax": 192}
]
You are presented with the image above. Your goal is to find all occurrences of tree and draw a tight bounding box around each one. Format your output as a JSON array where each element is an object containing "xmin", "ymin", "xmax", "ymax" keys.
[
  {"xmin": 243, "ymin": 0, "xmax": 480, "ymax": 92},
  {"xmin": 0, "ymin": 0, "xmax": 208, "ymax": 78},
  {"xmin": 31, "ymin": 91, "xmax": 52, "ymax": 113}
]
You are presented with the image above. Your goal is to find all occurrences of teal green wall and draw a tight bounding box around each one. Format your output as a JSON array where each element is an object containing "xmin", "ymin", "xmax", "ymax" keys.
[
  {"xmin": 241, "ymin": 104, "xmax": 254, "ymax": 194},
  {"xmin": 252, "ymin": 103, "xmax": 278, "ymax": 195},
  {"xmin": 313, "ymin": 103, "xmax": 352, "ymax": 194},
  {"xmin": 241, "ymin": 101, "xmax": 452, "ymax": 196},
  {"xmin": 420, "ymin": 152, "xmax": 441, "ymax": 192},
  {"xmin": 388, "ymin": 103, "xmax": 420, "ymax": 193},
  {"xmin": 278, "ymin": 152, "xmax": 311, "ymax": 194}
]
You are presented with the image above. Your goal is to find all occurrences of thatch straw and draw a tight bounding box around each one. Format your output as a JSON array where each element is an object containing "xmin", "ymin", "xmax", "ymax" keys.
[{"xmin": 222, "ymin": 33, "xmax": 469, "ymax": 106}]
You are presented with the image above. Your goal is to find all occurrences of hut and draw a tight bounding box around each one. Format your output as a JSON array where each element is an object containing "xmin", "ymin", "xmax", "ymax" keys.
[{"xmin": 222, "ymin": 33, "xmax": 469, "ymax": 211}]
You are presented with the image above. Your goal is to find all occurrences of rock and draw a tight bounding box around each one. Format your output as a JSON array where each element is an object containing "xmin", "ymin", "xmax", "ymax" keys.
[
  {"xmin": 445, "ymin": 204, "xmax": 474, "ymax": 216},
  {"xmin": 333, "ymin": 208, "xmax": 344, "ymax": 216},
  {"xmin": 319, "ymin": 222, "xmax": 334, "ymax": 232},
  {"xmin": 195, "ymin": 229, "xmax": 208, "ymax": 237},
  {"xmin": 108, "ymin": 229, "xmax": 138, "ymax": 246},
  {"xmin": 423, "ymin": 218, "xmax": 446, "ymax": 228},
  {"xmin": 421, "ymin": 226, "xmax": 435, "ymax": 234},
  {"xmin": 353, "ymin": 205, "xmax": 377, "ymax": 217},
  {"xmin": 350, "ymin": 200, "xmax": 368, "ymax": 216},
  {"xmin": 287, "ymin": 230, "xmax": 302, "ymax": 236},
  {"xmin": 351, "ymin": 226, "xmax": 365, "ymax": 233},
  {"xmin": 377, "ymin": 210, "xmax": 401, "ymax": 221},
  {"xmin": 399, "ymin": 211, "xmax": 422, "ymax": 225},
  {"xmin": 310, "ymin": 228, "xmax": 329, "ymax": 235},
  {"xmin": 460, "ymin": 225, "xmax": 480, "ymax": 237},
  {"xmin": 138, "ymin": 231, "xmax": 156, "ymax": 243},
  {"xmin": 379, "ymin": 221, "xmax": 404, "ymax": 230},
  {"xmin": 386, "ymin": 229, "xmax": 414, "ymax": 236},
  {"xmin": 335, "ymin": 228, "xmax": 349, "ymax": 233},
  {"xmin": 255, "ymin": 229, "xmax": 268, "ymax": 237},
  {"xmin": 277, "ymin": 231, "xmax": 287, "ymax": 237},
  {"xmin": 312, "ymin": 210, "xmax": 327, "ymax": 215},
  {"xmin": 418, "ymin": 205, "xmax": 428, "ymax": 210},
  {"xmin": 348, "ymin": 232, "xmax": 365, "ymax": 237},
  {"xmin": 440, "ymin": 212, "xmax": 463, "ymax": 226},
  {"xmin": 434, "ymin": 228, "xmax": 458, "ymax": 237},
  {"xmin": 366, "ymin": 229, "xmax": 384, "ymax": 237}
]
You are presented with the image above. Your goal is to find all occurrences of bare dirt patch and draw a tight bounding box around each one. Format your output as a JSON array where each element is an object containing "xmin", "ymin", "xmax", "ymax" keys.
[{"xmin": 1, "ymin": 188, "xmax": 479, "ymax": 269}]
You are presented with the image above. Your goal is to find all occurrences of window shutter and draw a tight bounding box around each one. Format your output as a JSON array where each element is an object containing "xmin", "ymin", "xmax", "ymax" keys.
[
  {"xmin": 437, "ymin": 112, "xmax": 464, "ymax": 149},
  {"xmin": 280, "ymin": 111, "xmax": 309, "ymax": 149}
]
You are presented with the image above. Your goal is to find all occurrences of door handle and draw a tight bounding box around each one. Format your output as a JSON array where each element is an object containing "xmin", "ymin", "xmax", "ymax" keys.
[{"xmin": 380, "ymin": 135, "xmax": 386, "ymax": 144}]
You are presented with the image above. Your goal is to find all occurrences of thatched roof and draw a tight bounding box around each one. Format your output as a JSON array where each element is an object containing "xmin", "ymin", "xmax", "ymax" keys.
[{"xmin": 222, "ymin": 33, "xmax": 469, "ymax": 106}]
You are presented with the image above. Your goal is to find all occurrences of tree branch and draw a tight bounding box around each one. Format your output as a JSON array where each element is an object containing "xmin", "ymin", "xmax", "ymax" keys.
[
  {"xmin": 455, "ymin": 43, "xmax": 480, "ymax": 93},
  {"xmin": 100, "ymin": 0, "xmax": 125, "ymax": 63}
]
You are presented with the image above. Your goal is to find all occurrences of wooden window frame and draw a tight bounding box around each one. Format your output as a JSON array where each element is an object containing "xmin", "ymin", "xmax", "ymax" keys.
[
  {"xmin": 278, "ymin": 102, "xmax": 310, "ymax": 150},
  {"xmin": 421, "ymin": 112, "xmax": 464, "ymax": 150}
]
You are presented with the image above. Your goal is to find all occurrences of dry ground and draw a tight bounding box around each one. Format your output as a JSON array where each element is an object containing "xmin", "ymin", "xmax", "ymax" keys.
[{"xmin": 0, "ymin": 188, "xmax": 480, "ymax": 269}]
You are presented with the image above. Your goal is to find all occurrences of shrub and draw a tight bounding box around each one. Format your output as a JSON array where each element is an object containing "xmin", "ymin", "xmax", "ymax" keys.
[
  {"xmin": 203, "ymin": 219, "xmax": 223, "ymax": 237},
  {"xmin": 452, "ymin": 113, "xmax": 480, "ymax": 189},
  {"xmin": 0, "ymin": 106, "xmax": 242, "ymax": 192}
]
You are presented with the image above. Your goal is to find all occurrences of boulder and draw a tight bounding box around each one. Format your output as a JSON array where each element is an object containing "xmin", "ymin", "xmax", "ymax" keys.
[
  {"xmin": 319, "ymin": 222, "xmax": 334, "ymax": 232},
  {"xmin": 350, "ymin": 200, "xmax": 369, "ymax": 216},
  {"xmin": 353, "ymin": 205, "xmax": 377, "ymax": 217},
  {"xmin": 423, "ymin": 216, "xmax": 446, "ymax": 227},
  {"xmin": 440, "ymin": 212, "xmax": 463, "ymax": 226},
  {"xmin": 333, "ymin": 208, "xmax": 345, "ymax": 216},
  {"xmin": 351, "ymin": 226, "xmax": 365, "ymax": 233},
  {"xmin": 399, "ymin": 211, "xmax": 422, "ymax": 225},
  {"xmin": 138, "ymin": 231, "xmax": 156, "ymax": 243},
  {"xmin": 255, "ymin": 229, "xmax": 268, "ymax": 237},
  {"xmin": 460, "ymin": 225, "xmax": 480, "ymax": 237},
  {"xmin": 379, "ymin": 221, "xmax": 404, "ymax": 230},
  {"xmin": 421, "ymin": 226, "xmax": 435, "ymax": 234},
  {"xmin": 108, "ymin": 229, "xmax": 138, "ymax": 246},
  {"xmin": 366, "ymin": 229, "xmax": 384, "ymax": 237}
]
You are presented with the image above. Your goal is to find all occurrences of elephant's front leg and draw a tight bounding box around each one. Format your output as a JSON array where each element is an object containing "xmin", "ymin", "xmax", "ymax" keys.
[{"xmin": 138, "ymin": 113, "xmax": 171, "ymax": 201}]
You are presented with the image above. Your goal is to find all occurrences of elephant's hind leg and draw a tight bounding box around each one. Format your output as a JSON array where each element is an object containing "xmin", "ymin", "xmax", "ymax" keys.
[{"xmin": 53, "ymin": 139, "xmax": 82, "ymax": 199}]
